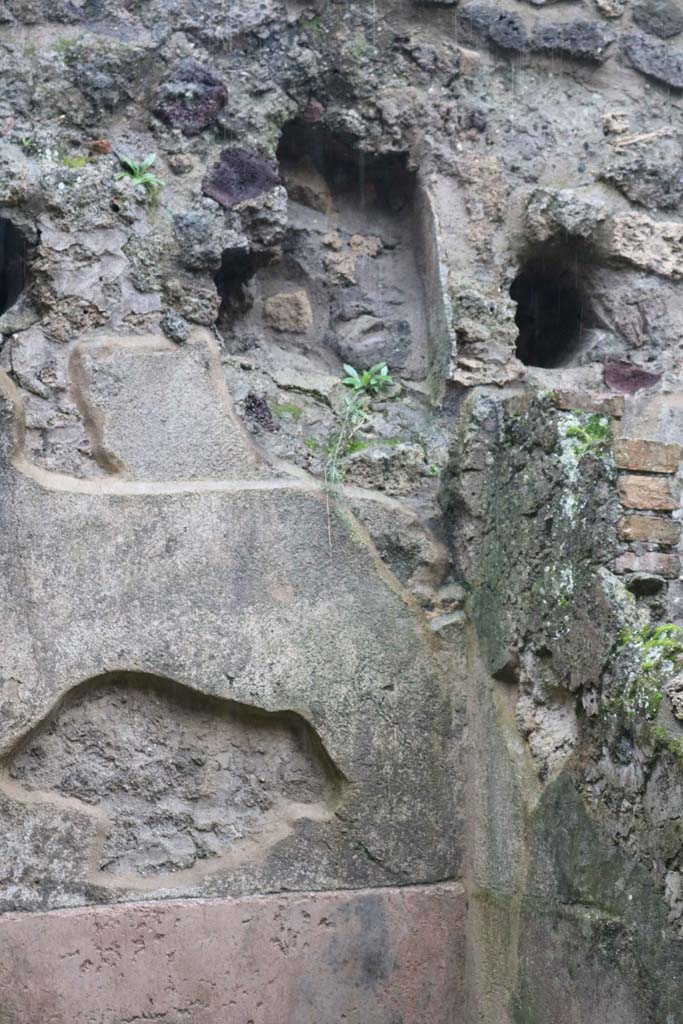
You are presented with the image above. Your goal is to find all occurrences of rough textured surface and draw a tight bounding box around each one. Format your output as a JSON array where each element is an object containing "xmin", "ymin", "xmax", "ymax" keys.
[
  {"xmin": 6, "ymin": 673, "xmax": 340, "ymax": 883},
  {"xmin": 2, "ymin": 0, "xmax": 683, "ymax": 1017}
]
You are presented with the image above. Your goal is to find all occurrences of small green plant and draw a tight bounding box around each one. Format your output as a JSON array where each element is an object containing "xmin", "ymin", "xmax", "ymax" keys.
[
  {"xmin": 342, "ymin": 361, "xmax": 392, "ymax": 395},
  {"xmin": 564, "ymin": 413, "xmax": 612, "ymax": 458},
  {"xmin": 116, "ymin": 153, "xmax": 164, "ymax": 199},
  {"xmin": 322, "ymin": 363, "xmax": 394, "ymax": 552},
  {"xmin": 347, "ymin": 29, "xmax": 372, "ymax": 60},
  {"xmin": 652, "ymin": 725, "xmax": 683, "ymax": 763},
  {"xmin": 326, "ymin": 392, "xmax": 367, "ymax": 484}
]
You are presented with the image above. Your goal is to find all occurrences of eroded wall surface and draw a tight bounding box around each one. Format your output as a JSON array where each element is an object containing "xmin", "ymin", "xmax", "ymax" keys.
[{"xmin": 1, "ymin": 0, "xmax": 683, "ymax": 1021}]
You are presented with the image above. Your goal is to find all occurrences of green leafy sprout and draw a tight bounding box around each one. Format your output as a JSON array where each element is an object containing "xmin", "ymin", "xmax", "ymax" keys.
[
  {"xmin": 322, "ymin": 362, "xmax": 393, "ymax": 553},
  {"xmin": 342, "ymin": 361, "xmax": 392, "ymax": 396},
  {"xmin": 116, "ymin": 153, "xmax": 165, "ymax": 199}
]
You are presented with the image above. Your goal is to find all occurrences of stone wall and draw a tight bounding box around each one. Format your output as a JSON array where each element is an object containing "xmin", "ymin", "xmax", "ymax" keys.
[{"xmin": 0, "ymin": 0, "xmax": 683, "ymax": 1020}]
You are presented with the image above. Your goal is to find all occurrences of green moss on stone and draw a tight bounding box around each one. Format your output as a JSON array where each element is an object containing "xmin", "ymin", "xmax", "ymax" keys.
[
  {"xmin": 611, "ymin": 623, "xmax": 683, "ymax": 720},
  {"xmin": 563, "ymin": 413, "xmax": 612, "ymax": 458},
  {"xmin": 652, "ymin": 725, "xmax": 683, "ymax": 763},
  {"xmin": 273, "ymin": 401, "xmax": 303, "ymax": 421},
  {"xmin": 62, "ymin": 154, "xmax": 89, "ymax": 171}
]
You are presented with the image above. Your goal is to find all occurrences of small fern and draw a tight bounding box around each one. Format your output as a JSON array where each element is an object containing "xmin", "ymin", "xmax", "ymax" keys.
[{"xmin": 116, "ymin": 153, "xmax": 165, "ymax": 199}]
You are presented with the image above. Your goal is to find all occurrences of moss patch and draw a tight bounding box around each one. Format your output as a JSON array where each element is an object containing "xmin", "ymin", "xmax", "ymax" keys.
[
  {"xmin": 273, "ymin": 401, "xmax": 303, "ymax": 421},
  {"xmin": 563, "ymin": 413, "xmax": 612, "ymax": 458},
  {"xmin": 612, "ymin": 623, "xmax": 683, "ymax": 720}
]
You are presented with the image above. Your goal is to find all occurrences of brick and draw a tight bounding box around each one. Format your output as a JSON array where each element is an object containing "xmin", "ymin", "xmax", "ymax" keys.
[
  {"xmin": 615, "ymin": 552, "xmax": 680, "ymax": 578},
  {"xmin": 555, "ymin": 389, "xmax": 624, "ymax": 418},
  {"xmin": 618, "ymin": 514, "xmax": 681, "ymax": 546},
  {"xmin": 618, "ymin": 474, "xmax": 680, "ymax": 511},
  {"xmin": 614, "ymin": 437, "xmax": 682, "ymax": 474}
]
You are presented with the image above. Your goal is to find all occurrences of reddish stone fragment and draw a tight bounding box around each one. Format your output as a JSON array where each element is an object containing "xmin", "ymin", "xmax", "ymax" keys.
[
  {"xmin": 554, "ymin": 389, "xmax": 624, "ymax": 418},
  {"xmin": 604, "ymin": 360, "xmax": 662, "ymax": 394},
  {"xmin": 303, "ymin": 98, "xmax": 324, "ymax": 123},
  {"xmin": 617, "ymin": 514, "xmax": 681, "ymax": 545},
  {"xmin": 155, "ymin": 60, "xmax": 227, "ymax": 136},
  {"xmin": 202, "ymin": 148, "xmax": 279, "ymax": 208}
]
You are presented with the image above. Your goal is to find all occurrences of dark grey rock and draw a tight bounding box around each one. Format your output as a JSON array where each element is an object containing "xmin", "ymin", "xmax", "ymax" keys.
[
  {"xmin": 600, "ymin": 135, "xmax": 683, "ymax": 209},
  {"xmin": 327, "ymin": 316, "xmax": 413, "ymax": 370},
  {"xmin": 173, "ymin": 212, "xmax": 225, "ymax": 271},
  {"xmin": 7, "ymin": 0, "xmax": 82, "ymax": 22},
  {"xmin": 160, "ymin": 309, "xmax": 189, "ymax": 344},
  {"xmin": 459, "ymin": 3, "xmax": 529, "ymax": 52},
  {"xmin": 531, "ymin": 19, "xmax": 616, "ymax": 62},
  {"xmin": 621, "ymin": 31, "xmax": 683, "ymax": 87},
  {"xmin": 633, "ymin": 0, "xmax": 683, "ymax": 39},
  {"xmin": 330, "ymin": 287, "xmax": 379, "ymax": 324}
]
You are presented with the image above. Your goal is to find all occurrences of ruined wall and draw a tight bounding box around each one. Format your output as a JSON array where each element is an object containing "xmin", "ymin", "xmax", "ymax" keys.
[{"xmin": 1, "ymin": 0, "xmax": 683, "ymax": 1020}]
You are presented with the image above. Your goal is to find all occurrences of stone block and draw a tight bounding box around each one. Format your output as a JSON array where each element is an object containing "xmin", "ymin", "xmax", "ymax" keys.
[
  {"xmin": 614, "ymin": 552, "xmax": 680, "ymax": 577},
  {"xmin": 610, "ymin": 210, "xmax": 683, "ymax": 278},
  {"xmin": 263, "ymin": 289, "xmax": 313, "ymax": 333},
  {"xmin": 614, "ymin": 438, "xmax": 682, "ymax": 474},
  {"xmin": 554, "ymin": 389, "xmax": 624, "ymax": 418},
  {"xmin": 621, "ymin": 31, "xmax": 683, "ymax": 88},
  {"xmin": 531, "ymin": 19, "xmax": 616, "ymax": 63},
  {"xmin": 70, "ymin": 332, "xmax": 260, "ymax": 482},
  {"xmin": 617, "ymin": 514, "xmax": 681, "ymax": 545},
  {"xmin": 618, "ymin": 474, "xmax": 679, "ymax": 511},
  {"xmin": 0, "ymin": 885, "xmax": 466, "ymax": 1024}
]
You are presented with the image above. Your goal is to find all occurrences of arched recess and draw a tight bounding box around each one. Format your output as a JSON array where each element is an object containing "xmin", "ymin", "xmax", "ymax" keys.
[{"xmin": 1, "ymin": 671, "xmax": 344, "ymax": 886}]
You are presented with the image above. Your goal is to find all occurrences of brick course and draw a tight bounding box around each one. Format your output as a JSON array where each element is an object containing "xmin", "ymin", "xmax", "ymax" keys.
[
  {"xmin": 555, "ymin": 390, "xmax": 625, "ymax": 418},
  {"xmin": 617, "ymin": 515, "xmax": 681, "ymax": 546},
  {"xmin": 614, "ymin": 438, "xmax": 682, "ymax": 475},
  {"xmin": 614, "ymin": 552, "xmax": 680, "ymax": 578},
  {"xmin": 618, "ymin": 475, "xmax": 680, "ymax": 511}
]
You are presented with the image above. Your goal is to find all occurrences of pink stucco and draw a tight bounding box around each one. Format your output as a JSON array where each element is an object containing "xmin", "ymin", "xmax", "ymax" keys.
[{"xmin": 0, "ymin": 883, "xmax": 465, "ymax": 1023}]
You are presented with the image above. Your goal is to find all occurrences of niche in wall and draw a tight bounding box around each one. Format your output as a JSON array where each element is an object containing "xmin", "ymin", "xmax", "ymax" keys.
[
  {"xmin": 0, "ymin": 219, "xmax": 27, "ymax": 317},
  {"xmin": 511, "ymin": 252, "xmax": 587, "ymax": 368}
]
